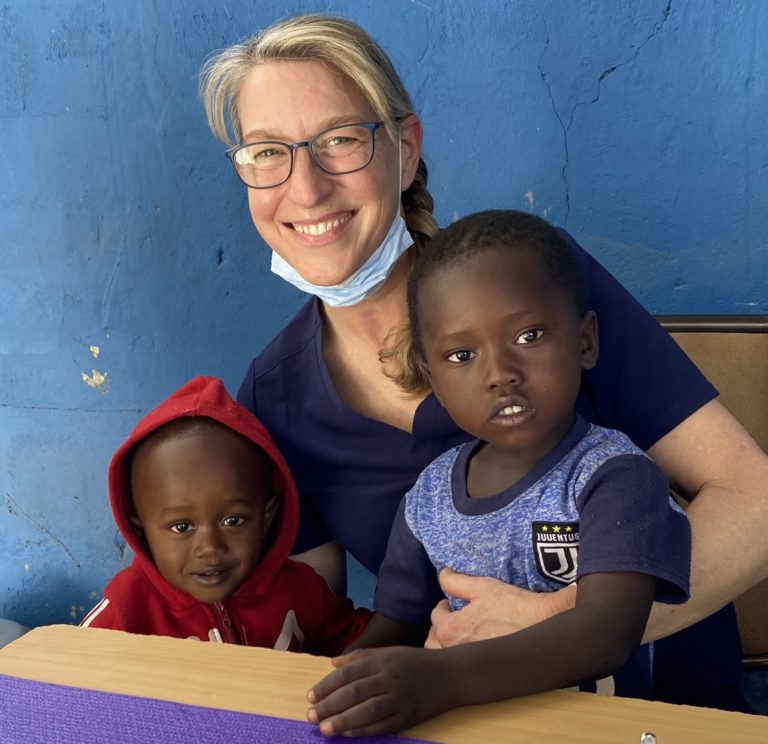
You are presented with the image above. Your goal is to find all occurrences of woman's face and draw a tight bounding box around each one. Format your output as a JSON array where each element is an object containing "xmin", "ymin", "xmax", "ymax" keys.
[{"xmin": 236, "ymin": 60, "xmax": 421, "ymax": 287}]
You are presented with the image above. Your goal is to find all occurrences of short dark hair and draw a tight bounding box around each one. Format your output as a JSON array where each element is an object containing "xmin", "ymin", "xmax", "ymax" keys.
[
  {"xmin": 128, "ymin": 416, "xmax": 269, "ymax": 493},
  {"xmin": 406, "ymin": 210, "xmax": 587, "ymax": 362}
]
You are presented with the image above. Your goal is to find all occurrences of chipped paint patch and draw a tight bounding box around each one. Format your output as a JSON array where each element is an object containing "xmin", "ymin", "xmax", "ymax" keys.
[
  {"xmin": 81, "ymin": 368, "xmax": 110, "ymax": 393},
  {"xmin": 89, "ymin": 344, "xmax": 100, "ymax": 358},
  {"xmin": 24, "ymin": 564, "xmax": 30, "ymax": 571},
  {"xmin": 524, "ymin": 191, "xmax": 535, "ymax": 210}
]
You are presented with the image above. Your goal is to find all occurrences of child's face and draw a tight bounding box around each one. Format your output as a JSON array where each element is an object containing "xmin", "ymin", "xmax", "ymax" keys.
[
  {"xmin": 418, "ymin": 248, "xmax": 597, "ymax": 464},
  {"xmin": 131, "ymin": 426, "xmax": 277, "ymax": 604}
]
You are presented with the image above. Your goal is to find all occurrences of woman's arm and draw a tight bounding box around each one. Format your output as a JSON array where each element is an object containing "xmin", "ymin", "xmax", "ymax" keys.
[
  {"xmin": 308, "ymin": 572, "xmax": 655, "ymax": 737},
  {"xmin": 643, "ymin": 399, "xmax": 768, "ymax": 641},
  {"xmin": 292, "ymin": 540, "xmax": 348, "ymax": 596},
  {"xmin": 427, "ymin": 400, "xmax": 768, "ymax": 648}
]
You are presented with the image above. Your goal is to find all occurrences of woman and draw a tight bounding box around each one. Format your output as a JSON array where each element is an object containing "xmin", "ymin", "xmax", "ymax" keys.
[{"xmin": 199, "ymin": 14, "xmax": 768, "ymax": 708}]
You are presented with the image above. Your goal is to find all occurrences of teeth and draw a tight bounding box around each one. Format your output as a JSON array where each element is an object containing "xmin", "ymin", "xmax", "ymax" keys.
[
  {"xmin": 499, "ymin": 405, "xmax": 525, "ymax": 416},
  {"xmin": 294, "ymin": 214, "xmax": 351, "ymax": 236}
]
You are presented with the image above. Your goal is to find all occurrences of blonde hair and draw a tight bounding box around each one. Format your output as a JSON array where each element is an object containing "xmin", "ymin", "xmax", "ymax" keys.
[{"xmin": 199, "ymin": 14, "xmax": 436, "ymax": 393}]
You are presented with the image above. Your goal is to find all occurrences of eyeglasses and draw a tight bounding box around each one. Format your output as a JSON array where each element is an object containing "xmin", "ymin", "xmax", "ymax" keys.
[{"xmin": 226, "ymin": 121, "xmax": 383, "ymax": 189}]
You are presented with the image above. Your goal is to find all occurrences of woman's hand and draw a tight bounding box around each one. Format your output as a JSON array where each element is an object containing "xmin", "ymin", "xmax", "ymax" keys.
[
  {"xmin": 425, "ymin": 568, "xmax": 577, "ymax": 648},
  {"xmin": 307, "ymin": 646, "xmax": 453, "ymax": 737}
]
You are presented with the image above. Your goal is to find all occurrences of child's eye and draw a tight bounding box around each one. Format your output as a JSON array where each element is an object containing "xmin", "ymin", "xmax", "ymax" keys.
[
  {"xmin": 222, "ymin": 515, "xmax": 247, "ymax": 528},
  {"xmin": 169, "ymin": 522, "xmax": 192, "ymax": 534},
  {"xmin": 446, "ymin": 349, "xmax": 476, "ymax": 363},
  {"xmin": 515, "ymin": 329, "xmax": 544, "ymax": 345}
]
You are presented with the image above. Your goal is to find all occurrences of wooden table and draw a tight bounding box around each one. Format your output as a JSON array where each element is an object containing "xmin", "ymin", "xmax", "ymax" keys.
[{"xmin": 1, "ymin": 624, "xmax": 766, "ymax": 743}]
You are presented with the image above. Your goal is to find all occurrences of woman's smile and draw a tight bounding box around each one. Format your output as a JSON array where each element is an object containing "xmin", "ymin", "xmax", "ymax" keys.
[{"xmin": 289, "ymin": 211, "xmax": 354, "ymax": 237}]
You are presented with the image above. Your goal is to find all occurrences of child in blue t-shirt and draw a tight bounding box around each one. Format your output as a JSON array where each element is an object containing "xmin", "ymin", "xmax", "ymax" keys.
[{"xmin": 307, "ymin": 210, "xmax": 692, "ymax": 737}]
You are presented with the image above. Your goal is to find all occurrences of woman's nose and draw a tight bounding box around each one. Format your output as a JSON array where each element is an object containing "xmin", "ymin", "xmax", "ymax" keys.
[{"xmin": 287, "ymin": 146, "xmax": 334, "ymax": 207}]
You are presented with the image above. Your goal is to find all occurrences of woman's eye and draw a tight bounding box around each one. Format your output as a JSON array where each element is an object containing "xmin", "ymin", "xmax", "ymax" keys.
[
  {"xmin": 169, "ymin": 522, "xmax": 192, "ymax": 534},
  {"xmin": 446, "ymin": 349, "xmax": 476, "ymax": 363},
  {"xmin": 222, "ymin": 515, "xmax": 246, "ymax": 528},
  {"xmin": 252, "ymin": 147, "xmax": 286, "ymax": 161},
  {"xmin": 326, "ymin": 135, "xmax": 353, "ymax": 147},
  {"xmin": 516, "ymin": 329, "xmax": 544, "ymax": 345},
  {"xmin": 235, "ymin": 146, "xmax": 286, "ymax": 165}
]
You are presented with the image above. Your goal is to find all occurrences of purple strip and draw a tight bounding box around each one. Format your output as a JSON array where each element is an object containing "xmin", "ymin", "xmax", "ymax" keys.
[{"xmin": 0, "ymin": 674, "xmax": 437, "ymax": 743}]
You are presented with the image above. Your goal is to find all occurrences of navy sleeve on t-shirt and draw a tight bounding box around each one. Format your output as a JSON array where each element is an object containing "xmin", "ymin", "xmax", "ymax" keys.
[
  {"xmin": 575, "ymin": 455, "xmax": 691, "ymax": 604},
  {"xmin": 373, "ymin": 498, "xmax": 443, "ymax": 624}
]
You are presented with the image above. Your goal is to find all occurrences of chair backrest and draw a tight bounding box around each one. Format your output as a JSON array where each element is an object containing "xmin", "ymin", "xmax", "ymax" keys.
[{"xmin": 657, "ymin": 315, "xmax": 768, "ymax": 668}]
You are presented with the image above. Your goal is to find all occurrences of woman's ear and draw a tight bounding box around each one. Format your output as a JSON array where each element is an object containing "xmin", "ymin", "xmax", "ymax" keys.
[
  {"xmin": 579, "ymin": 311, "xmax": 599, "ymax": 370},
  {"xmin": 398, "ymin": 114, "xmax": 423, "ymax": 192}
]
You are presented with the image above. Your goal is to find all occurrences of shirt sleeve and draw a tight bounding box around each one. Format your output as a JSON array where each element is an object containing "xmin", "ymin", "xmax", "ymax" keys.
[
  {"xmin": 562, "ymin": 230, "xmax": 718, "ymax": 450},
  {"xmin": 373, "ymin": 498, "xmax": 444, "ymax": 624},
  {"xmin": 575, "ymin": 454, "xmax": 691, "ymax": 603}
]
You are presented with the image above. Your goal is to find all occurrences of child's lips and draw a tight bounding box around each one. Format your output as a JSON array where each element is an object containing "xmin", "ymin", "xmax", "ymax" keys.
[
  {"xmin": 190, "ymin": 566, "xmax": 233, "ymax": 586},
  {"xmin": 490, "ymin": 397, "xmax": 535, "ymax": 425}
]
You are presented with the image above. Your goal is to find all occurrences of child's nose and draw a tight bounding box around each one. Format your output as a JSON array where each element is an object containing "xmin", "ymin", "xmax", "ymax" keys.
[
  {"xmin": 486, "ymin": 347, "xmax": 523, "ymax": 390},
  {"xmin": 193, "ymin": 528, "xmax": 227, "ymax": 557}
]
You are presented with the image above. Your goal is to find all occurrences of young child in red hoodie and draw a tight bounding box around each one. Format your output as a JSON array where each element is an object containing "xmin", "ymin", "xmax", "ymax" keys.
[{"xmin": 81, "ymin": 376, "xmax": 370, "ymax": 655}]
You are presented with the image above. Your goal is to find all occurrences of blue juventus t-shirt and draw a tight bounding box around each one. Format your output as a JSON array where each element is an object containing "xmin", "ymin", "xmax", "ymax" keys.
[{"xmin": 376, "ymin": 416, "xmax": 691, "ymax": 699}]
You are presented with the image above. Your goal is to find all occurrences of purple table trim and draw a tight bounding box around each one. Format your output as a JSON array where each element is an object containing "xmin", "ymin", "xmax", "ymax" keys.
[{"xmin": 0, "ymin": 674, "xmax": 437, "ymax": 743}]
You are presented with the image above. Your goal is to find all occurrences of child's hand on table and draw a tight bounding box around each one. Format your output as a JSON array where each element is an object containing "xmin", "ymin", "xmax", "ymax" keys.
[{"xmin": 307, "ymin": 646, "xmax": 453, "ymax": 737}]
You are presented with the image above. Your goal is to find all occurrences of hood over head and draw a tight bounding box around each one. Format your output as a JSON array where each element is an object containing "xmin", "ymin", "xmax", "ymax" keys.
[{"xmin": 108, "ymin": 375, "xmax": 299, "ymax": 604}]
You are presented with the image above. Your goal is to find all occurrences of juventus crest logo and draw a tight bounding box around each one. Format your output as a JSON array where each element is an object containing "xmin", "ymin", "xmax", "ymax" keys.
[{"xmin": 532, "ymin": 521, "xmax": 580, "ymax": 585}]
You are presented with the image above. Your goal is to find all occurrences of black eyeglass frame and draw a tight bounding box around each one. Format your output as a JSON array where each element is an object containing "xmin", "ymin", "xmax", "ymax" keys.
[{"xmin": 225, "ymin": 121, "xmax": 384, "ymax": 189}]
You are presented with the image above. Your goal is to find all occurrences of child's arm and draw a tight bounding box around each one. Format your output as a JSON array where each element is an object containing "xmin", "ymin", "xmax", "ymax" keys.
[
  {"xmin": 307, "ymin": 570, "xmax": 655, "ymax": 737},
  {"xmin": 343, "ymin": 611, "xmax": 428, "ymax": 653}
]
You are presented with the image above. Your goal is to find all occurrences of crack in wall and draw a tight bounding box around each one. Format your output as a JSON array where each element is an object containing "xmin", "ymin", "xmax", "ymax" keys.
[
  {"xmin": 5, "ymin": 493, "xmax": 81, "ymax": 568},
  {"xmin": 538, "ymin": 1, "xmax": 673, "ymax": 225},
  {"xmin": 537, "ymin": 31, "xmax": 570, "ymax": 222},
  {"xmin": 567, "ymin": 0, "xmax": 673, "ymax": 130}
]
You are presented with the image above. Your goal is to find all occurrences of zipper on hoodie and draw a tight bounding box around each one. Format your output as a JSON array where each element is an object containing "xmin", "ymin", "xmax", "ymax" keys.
[{"xmin": 213, "ymin": 601, "xmax": 240, "ymax": 644}]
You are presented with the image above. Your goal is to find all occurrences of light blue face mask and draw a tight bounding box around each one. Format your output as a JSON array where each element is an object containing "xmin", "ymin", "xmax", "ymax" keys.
[{"xmin": 270, "ymin": 213, "xmax": 414, "ymax": 307}]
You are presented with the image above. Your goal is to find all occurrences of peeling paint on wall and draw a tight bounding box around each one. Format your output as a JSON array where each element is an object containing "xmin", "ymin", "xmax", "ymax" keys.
[
  {"xmin": 524, "ymin": 191, "xmax": 535, "ymax": 211},
  {"xmin": 89, "ymin": 345, "xmax": 100, "ymax": 358},
  {"xmin": 81, "ymin": 368, "xmax": 109, "ymax": 393}
]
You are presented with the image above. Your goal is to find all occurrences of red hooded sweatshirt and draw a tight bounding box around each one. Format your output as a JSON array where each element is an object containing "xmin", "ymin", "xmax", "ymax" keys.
[{"xmin": 81, "ymin": 376, "xmax": 370, "ymax": 655}]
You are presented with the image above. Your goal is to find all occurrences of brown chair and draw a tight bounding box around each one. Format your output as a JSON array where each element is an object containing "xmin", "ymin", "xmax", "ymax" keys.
[{"xmin": 656, "ymin": 314, "xmax": 768, "ymax": 670}]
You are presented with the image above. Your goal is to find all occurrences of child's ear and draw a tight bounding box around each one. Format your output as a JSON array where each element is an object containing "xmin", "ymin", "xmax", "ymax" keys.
[
  {"xmin": 262, "ymin": 495, "xmax": 279, "ymax": 538},
  {"xmin": 129, "ymin": 513, "xmax": 143, "ymax": 532},
  {"xmin": 424, "ymin": 366, "xmax": 444, "ymax": 405},
  {"xmin": 579, "ymin": 311, "xmax": 599, "ymax": 370}
]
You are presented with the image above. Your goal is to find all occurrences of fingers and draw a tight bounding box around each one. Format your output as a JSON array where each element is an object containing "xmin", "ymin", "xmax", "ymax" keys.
[
  {"xmin": 425, "ymin": 599, "xmax": 451, "ymax": 649},
  {"xmin": 311, "ymin": 698, "xmax": 401, "ymax": 738},
  {"xmin": 307, "ymin": 656, "xmax": 402, "ymax": 737},
  {"xmin": 437, "ymin": 567, "xmax": 480, "ymax": 599},
  {"xmin": 331, "ymin": 647, "xmax": 381, "ymax": 667}
]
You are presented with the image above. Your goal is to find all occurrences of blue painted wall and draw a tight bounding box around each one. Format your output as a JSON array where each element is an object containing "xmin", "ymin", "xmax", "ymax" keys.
[{"xmin": 2, "ymin": 0, "xmax": 766, "ymax": 625}]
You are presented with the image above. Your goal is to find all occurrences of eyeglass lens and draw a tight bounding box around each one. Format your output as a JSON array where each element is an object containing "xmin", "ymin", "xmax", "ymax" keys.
[{"xmin": 232, "ymin": 123, "xmax": 377, "ymax": 188}]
